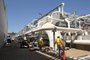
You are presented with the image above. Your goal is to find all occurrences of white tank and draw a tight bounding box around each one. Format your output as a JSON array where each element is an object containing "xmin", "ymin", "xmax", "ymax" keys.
[{"xmin": 0, "ymin": 0, "xmax": 7, "ymax": 47}]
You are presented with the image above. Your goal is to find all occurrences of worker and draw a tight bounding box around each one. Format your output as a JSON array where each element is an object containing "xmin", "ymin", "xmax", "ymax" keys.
[
  {"xmin": 38, "ymin": 37, "xmax": 44, "ymax": 51},
  {"xmin": 55, "ymin": 36, "xmax": 66, "ymax": 60}
]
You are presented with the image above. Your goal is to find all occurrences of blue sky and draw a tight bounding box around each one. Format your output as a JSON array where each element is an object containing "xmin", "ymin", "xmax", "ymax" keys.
[{"xmin": 5, "ymin": 0, "xmax": 90, "ymax": 33}]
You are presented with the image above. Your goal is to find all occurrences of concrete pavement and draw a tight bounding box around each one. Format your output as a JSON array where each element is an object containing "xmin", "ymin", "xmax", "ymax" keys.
[{"xmin": 0, "ymin": 43, "xmax": 51, "ymax": 60}]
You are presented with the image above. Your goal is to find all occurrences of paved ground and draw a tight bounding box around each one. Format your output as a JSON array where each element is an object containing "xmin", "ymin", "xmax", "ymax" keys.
[
  {"xmin": 0, "ymin": 42, "xmax": 82, "ymax": 60},
  {"xmin": 36, "ymin": 51, "xmax": 74, "ymax": 60},
  {"xmin": 0, "ymin": 43, "xmax": 51, "ymax": 60},
  {"xmin": 65, "ymin": 48, "xmax": 90, "ymax": 59}
]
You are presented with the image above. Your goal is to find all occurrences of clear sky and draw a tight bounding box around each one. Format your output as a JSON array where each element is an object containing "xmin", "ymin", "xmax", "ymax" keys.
[{"xmin": 5, "ymin": 0, "xmax": 90, "ymax": 33}]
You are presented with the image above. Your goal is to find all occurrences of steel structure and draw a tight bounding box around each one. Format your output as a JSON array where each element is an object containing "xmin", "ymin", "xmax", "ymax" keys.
[{"xmin": 15, "ymin": 3, "xmax": 90, "ymax": 50}]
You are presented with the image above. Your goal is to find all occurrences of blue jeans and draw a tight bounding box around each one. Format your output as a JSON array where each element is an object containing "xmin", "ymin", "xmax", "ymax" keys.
[{"xmin": 57, "ymin": 46, "xmax": 62, "ymax": 56}]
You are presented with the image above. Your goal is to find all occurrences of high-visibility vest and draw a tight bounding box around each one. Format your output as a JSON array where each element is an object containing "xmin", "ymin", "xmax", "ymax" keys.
[
  {"xmin": 39, "ymin": 39, "xmax": 43, "ymax": 45},
  {"xmin": 55, "ymin": 38, "xmax": 63, "ymax": 46}
]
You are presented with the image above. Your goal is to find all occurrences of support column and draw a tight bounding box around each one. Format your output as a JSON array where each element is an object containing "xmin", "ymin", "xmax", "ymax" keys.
[
  {"xmin": 52, "ymin": 27, "xmax": 56, "ymax": 50},
  {"xmin": 46, "ymin": 30, "xmax": 54, "ymax": 50},
  {"xmin": 45, "ymin": 30, "xmax": 62, "ymax": 51}
]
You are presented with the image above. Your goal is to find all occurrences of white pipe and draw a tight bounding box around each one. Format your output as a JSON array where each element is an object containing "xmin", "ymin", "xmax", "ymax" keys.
[
  {"xmin": 66, "ymin": 40, "xmax": 90, "ymax": 45},
  {"xmin": 65, "ymin": 18, "xmax": 70, "ymax": 28},
  {"xmin": 79, "ymin": 21, "xmax": 81, "ymax": 29},
  {"xmin": 61, "ymin": 3, "xmax": 64, "ymax": 16},
  {"xmin": 58, "ymin": 6, "xmax": 61, "ymax": 12}
]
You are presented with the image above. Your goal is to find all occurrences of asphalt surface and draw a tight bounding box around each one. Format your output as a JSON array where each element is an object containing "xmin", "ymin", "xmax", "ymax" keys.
[{"xmin": 0, "ymin": 43, "xmax": 52, "ymax": 60}]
